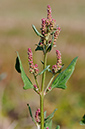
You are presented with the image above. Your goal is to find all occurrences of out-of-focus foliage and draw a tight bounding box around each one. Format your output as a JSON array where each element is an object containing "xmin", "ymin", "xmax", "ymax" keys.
[
  {"xmin": 0, "ymin": 0, "xmax": 85, "ymax": 129},
  {"xmin": 80, "ymin": 114, "xmax": 85, "ymax": 125}
]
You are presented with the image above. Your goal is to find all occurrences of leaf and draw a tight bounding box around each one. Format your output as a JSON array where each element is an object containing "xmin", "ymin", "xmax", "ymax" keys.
[
  {"xmin": 44, "ymin": 111, "xmax": 47, "ymax": 118},
  {"xmin": 44, "ymin": 120, "xmax": 52, "ymax": 129},
  {"xmin": 32, "ymin": 25, "xmax": 44, "ymax": 37},
  {"xmin": 15, "ymin": 52, "xmax": 33, "ymax": 90},
  {"xmin": 44, "ymin": 108, "xmax": 57, "ymax": 124},
  {"xmin": 46, "ymin": 35, "xmax": 54, "ymax": 52},
  {"xmin": 38, "ymin": 65, "xmax": 50, "ymax": 75},
  {"xmin": 80, "ymin": 114, "xmax": 85, "ymax": 125},
  {"xmin": 51, "ymin": 57, "xmax": 78, "ymax": 89},
  {"xmin": 56, "ymin": 125, "xmax": 60, "ymax": 129},
  {"xmin": 35, "ymin": 45, "xmax": 43, "ymax": 51},
  {"xmin": 35, "ymin": 38, "xmax": 43, "ymax": 51},
  {"xmin": 27, "ymin": 104, "xmax": 36, "ymax": 123},
  {"xmin": 51, "ymin": 30, "xmax": 57, "ymax": 35},
  {"xmin": 15, "ymin": 57, "xmax": 21, "ymax": 73},
  {"xmin": 48, "ymin": 68, "xmax": 52, "ymax": 73},
  {"xmin": 41, "ymin": 60, "xmax": 44, "ymax": 65}
]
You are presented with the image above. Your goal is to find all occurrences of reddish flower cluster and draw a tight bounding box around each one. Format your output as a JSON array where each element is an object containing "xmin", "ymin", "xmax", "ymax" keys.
[
  {"xmin": 53, "ymin": 26, "xmax": 61, "ymax": 45},
  {"xmin": 47, "ymin": 5, "xmax": 52, "ymax": 21},
  {"xmin": 40, "ymin": 5, "xmax": 60, "ymax": 49},
  {"xmin": 33, "ymin": 84, "xmax": 40, "ymax": 94},
  {"xmin": 46, "ymin": 86, "xmax": 51, "ymax": 93},
  {"xmin": 56, "ymin": 50, "xmax": 62, "ymax": 69},
  {"xmin": 46, "ymin": 127, "xmax": 49, "ymax": 129},
  {"xmin": 41, "ymin": 18, "xmax": 46, "ymax": 36},
  {"xmin": 27, "ymin": 48, "xmax": 39, "ymax": 74},
  {"xmin": 52, "ymin": 50, "xmax": 62, "ymax": 74},
  {"xmin": 34, "ymin": 84, "xmax": 38, "ymax": 89},
  {"xmin": 41, "ymin": 5, "xmax": 56, "ymax": 36},
  {"xmin": 35, "ymin": 108, "xmax": 41, "ymax": 123}
]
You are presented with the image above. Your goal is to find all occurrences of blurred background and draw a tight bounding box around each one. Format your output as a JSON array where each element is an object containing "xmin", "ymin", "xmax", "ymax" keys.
[{"xmin": 0, "ymin": 0, "xmax": 85, "ymax": 129}]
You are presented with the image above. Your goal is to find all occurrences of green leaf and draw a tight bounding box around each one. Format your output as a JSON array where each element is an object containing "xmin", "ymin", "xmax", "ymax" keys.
[
  {"xmin": 44, "ymin": 108, "xmax": 57, "ymax": 124},
  {"xmin": 44, "ymin": 120, "xmax": 52, "ymax": 129},
  {"xmin": 80, "ymin": 114, "xmax": 85, "ymax": 125},
  {"xmin": 56, "ymin": 125, "xmax": 60, "ymax": 129},
  {"xmin": 35, "ymin": 45, "xmax": 43, "ymax": 51},
  {"xmin": 32, "ymin": 25, "xmax": 44, "ymax": 37},
  {"xmin": 27, "ymin": 104, "xmax": 36, "ymax": 123},
  {"xmin": 15, "ymin": 57, "xmax": 21, "ymax": 73},
  {"xmin": 38, "ymin": 65, "xmax": 50, "ymax": 75},
  {"xmin": 35, "ymin": 38, "xmax": 43, "ymax": 51},
  {"xmin": 51, "ymin": 57, "xmax": 78, "ymax": 89},
  {"xmin": 46, "ymin": 35, "xmax": 54, "ymax": 52},
  {"xmin": 15, "ymin": 52, "xmax": 33, "ymax": 90},
  {"xmin": 41, "ymin": 60, "xmax": 44, "ymax": 65},
  {"xmin": 44, "ymin": 111, "xmax": 47, "ymax": 118},
  {"xmin": 51, "ymin": 30, "xmax": 57, "ymax": 35}
]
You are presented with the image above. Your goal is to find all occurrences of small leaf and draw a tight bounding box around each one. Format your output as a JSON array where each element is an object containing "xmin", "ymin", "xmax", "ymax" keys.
[
  {"xmin": 80, "ymin": 114, "xmax": 85, "ymax": 125},
  {"xmin": 48, "ymin": 68, "xmax": 52, "ymax": 73},
  {"xmin": 15, "ymin": 57, "xmax": 21, "ymax": 73},
  {"xmin": 44, "ymin": 120, "xmax": 52, "ymax": 129},
  {"xmin": 38, "ymin": 65, "xmax": 50, "ymax": 75},
  {"xmin": 27, "ymin": 104, "xmax": 36, "ymax": 123},
  {"xmin": 44, "ymin": 109, "xmax": 57, "ymax": 124},
  {"xmin": 35, "ymin": 38, "xmax": 43, "ymax": 51},
  {"xmin": 15, "ymin": 52, "xmax": 33, "ymax": 90},
  {"xmin": 35, "ymin": 45, "xmax": 43, "ymax": 51},
  {"xmin": 56, "ymin": 125, "xmax": 60, "ymax": 129},
  {"xmin": 51, "ymin": 57, "xmax": 78, "ymax": 89},
  {"xmin": 44, "ymin": 111, "xmax": 47, "ymax": 118},
  {"xmin": 46, "ymin": 35, "xmax": 54, "ymax": 52},
  {"xmin": 51, "ymin": 30, "xmax": 57, "ymax": 35},
  {"xmin": 41, "ymin": 60, "xmax": 44, "ymax": 65},
  {"xmin": 32, "ymin": 25, "xmax": 44, "ymax": 37}
]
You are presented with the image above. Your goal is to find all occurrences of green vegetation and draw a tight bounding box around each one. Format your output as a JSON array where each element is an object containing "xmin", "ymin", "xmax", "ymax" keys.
[{"xmin": 0, "ymin": 0, "xmax": 85, "ymax": 129}]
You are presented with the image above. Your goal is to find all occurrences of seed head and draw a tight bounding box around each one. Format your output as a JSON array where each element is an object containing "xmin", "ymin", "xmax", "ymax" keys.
[{"xmin": 27, "ymin": 48, "xmax": 39, "ymax": 74}]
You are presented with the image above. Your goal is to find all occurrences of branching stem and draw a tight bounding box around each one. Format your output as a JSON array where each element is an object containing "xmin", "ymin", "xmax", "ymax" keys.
[
  {"xmin": 40, "ymin": 52, "xmax": 47, "ymax": 129},
  {"xmin": 45, "ymin": 75, "xmax": 55, "ymax": 93}
]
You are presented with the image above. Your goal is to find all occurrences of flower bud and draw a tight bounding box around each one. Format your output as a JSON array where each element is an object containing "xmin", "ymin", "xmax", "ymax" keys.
[
  {"xmin": 27, "ymin": 48, "xmax": 39, "ymax": 74},
  {"xmin": 35, "ymin": 108, "xmax": 41, "ymax": 123}
]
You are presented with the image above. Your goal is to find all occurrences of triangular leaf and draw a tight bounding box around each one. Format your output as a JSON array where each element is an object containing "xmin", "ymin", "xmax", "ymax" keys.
[
  {"xmin": 51, "ymin": 57, "xmax": 78, "ymax": 89},
  {"xmin": 15, "ymin": 52, "xmax": 33, "ymax": 90},
  {"xmin": 80, "ymin": 114, "xmax": 85, "ymax": 125}
]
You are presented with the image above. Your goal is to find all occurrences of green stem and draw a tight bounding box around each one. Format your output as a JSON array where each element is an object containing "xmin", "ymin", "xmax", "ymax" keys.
[
  {"xmin": 45, "ymin": 75, "xmax": 55, "ymax": 93},
  {"xmin": 40, "ymin": 53, "xmax": 47, "ymax": 129},
  {"xmin": 34, "ymin": 74, "xmax": 40, "ymax": 89},
  {"xmin": 40, "ymin": 94, "xmax": 44, "ymax": 129},
  {"xmin": 41, "ymin": 53, "xmax": 47, "ymax": 91}
]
